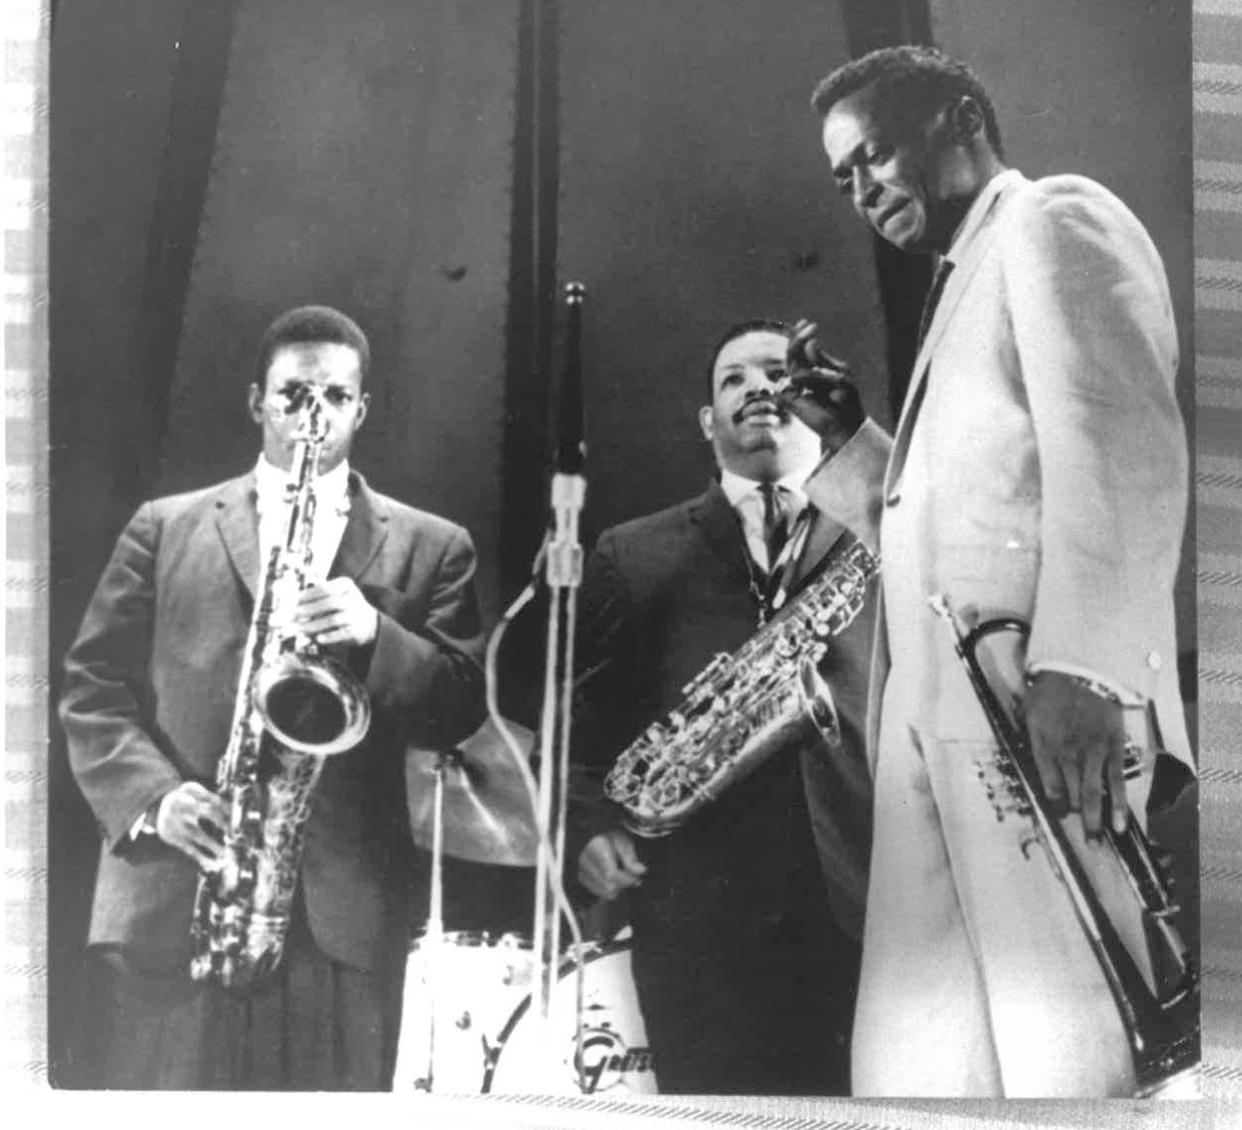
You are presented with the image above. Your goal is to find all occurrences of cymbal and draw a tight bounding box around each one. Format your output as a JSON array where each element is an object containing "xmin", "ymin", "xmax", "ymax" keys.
[{"xmin": 404, "ymin": 717, "xmax": 539, "ymax": 868}]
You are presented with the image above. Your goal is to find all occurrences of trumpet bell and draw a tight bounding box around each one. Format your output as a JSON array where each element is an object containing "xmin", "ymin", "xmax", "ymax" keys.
[{"xmin": 254, "ymin": 652, "xmax": 371, "ymax": 755}]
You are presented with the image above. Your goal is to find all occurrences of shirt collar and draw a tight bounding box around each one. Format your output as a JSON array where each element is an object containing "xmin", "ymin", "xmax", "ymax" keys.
[
  {"xmin": 719, "ymin": 467, "xmax": 810, "ymax": 510},
  {"xmin": 254, "ymin": 454, "xmax": 351, "ymax": 511},
  {"xmin": 942, "ymin": 167, "xmax": 1023, "ymax": 267}
]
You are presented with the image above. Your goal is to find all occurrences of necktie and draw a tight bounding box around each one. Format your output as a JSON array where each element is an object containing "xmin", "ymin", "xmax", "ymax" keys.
[
  {"xmin": 916, "ymin": 257, "xmax": 954, "ymax": 352},
  {"xmin": 759, "ymin": 482, "xmax": 789, "ymax": 575}
]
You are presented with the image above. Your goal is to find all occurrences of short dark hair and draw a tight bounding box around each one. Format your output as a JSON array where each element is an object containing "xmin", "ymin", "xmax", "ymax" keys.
[
  {"xmin": 810, "ymin": 45, "xmax": 1003, "ymax": 160},
  {"xmin": 704, "ymin": 318, "xmax": 793, "ymax": 400},
  {"xmin": 255, "ymin": 305, "xmax": 371, "ymax": 388}
]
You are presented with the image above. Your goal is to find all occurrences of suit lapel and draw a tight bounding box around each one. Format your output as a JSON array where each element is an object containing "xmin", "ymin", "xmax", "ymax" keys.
[
  {"xmin": 787, "ymin": 504, "xmax": 847, "ymax": 592},
  {"xmin": 689, "ymin": 480, "xmax": 752, "ymax": 585},
  {"xmin": 330, "ymin": 473, "xmax": 389, "ymax": 581},
  {"xmin": 885, "ymin": 180, "xmax": 1015, "ymax": 493},
  {"xmin": 213, "ymin": 474, "xmax": 262, "ymax": 599},
  {"xmin": 213, "ymin": 471, "xmax": 389, "ymax": 597}
]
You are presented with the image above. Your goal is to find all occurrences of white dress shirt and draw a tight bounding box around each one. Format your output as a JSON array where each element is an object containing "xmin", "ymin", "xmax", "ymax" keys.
[
  {"xmin": 254, "ymin": 454, "xmax": 352, "ymax": 582},
  {"xmin": 719, "ymin": 468, "xmax": 811, "ymax": 573}
]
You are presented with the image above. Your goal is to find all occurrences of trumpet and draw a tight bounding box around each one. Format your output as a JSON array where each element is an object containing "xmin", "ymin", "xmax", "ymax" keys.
[{"xmin": 928, "ymin": 594, "xmax": 1198, "ymax": 1096}]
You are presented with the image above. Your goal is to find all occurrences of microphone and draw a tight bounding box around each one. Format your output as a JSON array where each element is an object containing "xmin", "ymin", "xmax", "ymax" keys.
[
  {"xmin": 547, "ymin": 282, "xmax": 587, "ymax": 590},
  {"xmin": 554, "ymin": 282, "xmax": 587, "ymax": 475}
]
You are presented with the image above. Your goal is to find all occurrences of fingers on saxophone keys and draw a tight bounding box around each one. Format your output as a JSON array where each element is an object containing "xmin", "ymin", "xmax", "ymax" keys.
[{"xmin": 181, "ymin": 823, "xmax": 226, "ymax": 869}]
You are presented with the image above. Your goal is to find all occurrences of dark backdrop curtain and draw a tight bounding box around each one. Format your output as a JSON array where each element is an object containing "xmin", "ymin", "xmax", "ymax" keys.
[{"xmin": 556, "ymin": 0, "xmax": 887, "ymax": 545}]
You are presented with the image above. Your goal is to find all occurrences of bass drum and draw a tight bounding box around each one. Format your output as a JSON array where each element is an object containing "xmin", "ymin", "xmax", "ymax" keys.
[{"xmin": 483, "ymin": 933, "xmax": 659, "ymax": 1096}]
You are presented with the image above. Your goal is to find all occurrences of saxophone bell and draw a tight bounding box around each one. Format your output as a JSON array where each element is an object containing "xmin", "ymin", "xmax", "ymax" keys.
[
  {"xmin": 254, "ymin": 649, "xmax": 371, "ymax": 756},
  {"xmin": 605, "ymin": 540, "xmax": 877, "ymax": 837}
]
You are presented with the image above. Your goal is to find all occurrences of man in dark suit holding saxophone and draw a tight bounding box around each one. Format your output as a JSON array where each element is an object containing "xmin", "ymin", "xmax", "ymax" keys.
[
  {"xmin": 60, "ymin": 305, "xmax": 487, "ymax": 1089},
  {"xmin": 569, "ymin": 318, "xmax": 890, "ymax": 1094}
]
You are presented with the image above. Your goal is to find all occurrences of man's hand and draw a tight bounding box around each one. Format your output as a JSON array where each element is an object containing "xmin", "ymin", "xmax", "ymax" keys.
[
  {"xmin": 1023, "ymin": 670, "xmax": 1130, "ymax": 839},
  {"xmin": 775, "ymin": 318, "xmax": 865, "ymax": 455},
  {"xmin": 294, "ymin": 577, "xmax": 379, "ymax": 648},
  {"xmin": 154, "ymin": 782, "xmax": 230, "ymax": 869},
  {"xmin": 578, "ymin": 828, "xmax": 648, "ymax": 900}
]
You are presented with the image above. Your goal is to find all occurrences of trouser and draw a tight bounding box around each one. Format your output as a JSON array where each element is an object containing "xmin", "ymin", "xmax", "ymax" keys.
[
  {"xmin": 850, "ymin": 689, "xmax": 1155, "ymax": 1097},
  {"xmin": 632, "ymin": 908, "xmax": 859, "ymax": 1096},
  {"xmin": 72, "ymin": 894, "xmax": 402, "ymax": 1090},
  {"xmin": 627, "ymin": 757, "xmax": 862, "ymax": 1096}
]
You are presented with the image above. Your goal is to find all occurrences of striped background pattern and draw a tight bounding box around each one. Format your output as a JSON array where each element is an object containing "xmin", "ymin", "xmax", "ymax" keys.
[
  {"xmin": 6, "ymin": 0, "xmax": 1242, "ymax": 1126},
  {"xmin": 1196, "ymin": 0, "xmax": 1242, "ymax": 1109}
]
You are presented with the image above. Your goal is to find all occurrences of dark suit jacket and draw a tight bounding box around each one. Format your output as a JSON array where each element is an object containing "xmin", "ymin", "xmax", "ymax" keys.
[
  {"xmin": 60, "ymin": 469, "xmax": 486, "ymax": 974},
  {"xmin": 570, "ymin": 421, "xmax": 890, "ymax": 946}
]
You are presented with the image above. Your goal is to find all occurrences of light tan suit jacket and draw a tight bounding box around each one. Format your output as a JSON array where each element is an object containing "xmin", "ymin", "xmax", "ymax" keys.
[{"xmin": 870, "ymin": 169, "xmax": 1192, "ymax": 771}]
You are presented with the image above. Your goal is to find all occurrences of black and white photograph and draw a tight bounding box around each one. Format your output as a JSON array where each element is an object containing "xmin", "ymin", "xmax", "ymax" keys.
[{"xmin": 7, "ymin": 0, "xmax": 1242, "ymax": 1126}]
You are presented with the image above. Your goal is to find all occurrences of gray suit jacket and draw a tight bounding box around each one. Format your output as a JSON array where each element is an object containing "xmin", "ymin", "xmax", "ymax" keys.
[{"xmin": 60, "ymin": 470, "xmax": 486, "ymax": 973}]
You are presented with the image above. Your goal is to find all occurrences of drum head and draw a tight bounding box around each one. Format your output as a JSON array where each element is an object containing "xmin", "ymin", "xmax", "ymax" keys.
[{"xmin": 483, "ymin": 939, "xmax": 658, "ymax": 1096}]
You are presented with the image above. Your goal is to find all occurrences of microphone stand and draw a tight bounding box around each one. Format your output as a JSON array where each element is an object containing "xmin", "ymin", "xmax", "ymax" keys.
[{"xmin": 530, "ymin": 282, "xmax": 587, "ymax": 1064}]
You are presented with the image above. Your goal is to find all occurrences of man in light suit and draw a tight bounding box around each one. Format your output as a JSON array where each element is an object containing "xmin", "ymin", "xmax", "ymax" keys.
[
  {"xmin": 60, "ymin": 305, "xmax": 486, "ymax": 1089},
  {"xmin": 812, "ymin": 46, "xmax": 1194, "ymax": 1095},
  {"xmin": 570, "ymin": 319, "xmax": 890, "ymax": 1093}
]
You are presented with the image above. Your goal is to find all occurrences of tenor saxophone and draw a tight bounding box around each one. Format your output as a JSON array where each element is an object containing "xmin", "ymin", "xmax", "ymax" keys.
[
  {"xmin": 604, "ymin": 539, "xmax": 878, "ymax": 837},
  {"xmin": 189, "ymin": 388, "xmax": 371, "ymax": 988},
  {"xmin": 929, "ymin": 593, "xmax": 1199, "ymax": 1097}
]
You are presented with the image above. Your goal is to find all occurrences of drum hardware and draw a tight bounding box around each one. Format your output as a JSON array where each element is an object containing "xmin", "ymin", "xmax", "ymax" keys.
[
  {"xmin": 404, "ymin": 719, "xmax": 539, "ymax": 867},
  {"xmin": 409, "ymin": 746, "xmax": 452, "ymax": 1092},
  {"xmin": 396, "ymin": 927, "xmax": 657, "ymax": 1095},
  {"xmin": 403, "ymin": 723, "xmax": 594, "ymax": 1094}
]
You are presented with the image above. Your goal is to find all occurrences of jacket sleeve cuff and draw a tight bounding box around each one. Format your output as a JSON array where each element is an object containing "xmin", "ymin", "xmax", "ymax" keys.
[
  {"xmin": 1026, "ymin": 660, "xmax": 1145, "ymax": 707},
  {"xmin": 802, "ymin": 417, "xmax": 892, "ymax": 551}
]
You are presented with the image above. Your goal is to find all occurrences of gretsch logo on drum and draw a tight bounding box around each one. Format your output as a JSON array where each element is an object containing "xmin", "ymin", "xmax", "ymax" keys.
[{"xmin": 573, "ymin": 1018, "xmax": 654, "ymax": 1093}]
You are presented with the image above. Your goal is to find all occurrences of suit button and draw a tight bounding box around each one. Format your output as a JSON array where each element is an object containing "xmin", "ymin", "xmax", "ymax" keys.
[
  {"xmin": 1146, "ymin": 650, "xmax": 1162, "ymax": 672},
  {"xmin": 885, "ymin": 490, "xmax": 901, "ymax": 508}
]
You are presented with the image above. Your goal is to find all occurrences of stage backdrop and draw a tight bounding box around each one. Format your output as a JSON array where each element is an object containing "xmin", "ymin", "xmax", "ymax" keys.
[{"xmin": 557, "ymin": 0, "xmax": 887, "ymax": 544}]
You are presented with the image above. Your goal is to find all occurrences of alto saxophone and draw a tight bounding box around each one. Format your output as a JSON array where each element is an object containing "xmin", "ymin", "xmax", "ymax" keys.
[
  {"xmin": 189, "ymin": 388, "xmax": 372, "ymax": 988},
  {"xmin": 929, "ymin": 593, "xmax": 1198, "ymax": 1097},
  {"xmin": 604, "ymin": 539, "xmax": 878, "ymax": 837}
]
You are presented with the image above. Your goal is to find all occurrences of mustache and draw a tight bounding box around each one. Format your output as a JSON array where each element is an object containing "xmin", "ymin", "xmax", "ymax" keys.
[{"xmin": 732, "ymin": 394, "xmax": 789, "ymax": 425}]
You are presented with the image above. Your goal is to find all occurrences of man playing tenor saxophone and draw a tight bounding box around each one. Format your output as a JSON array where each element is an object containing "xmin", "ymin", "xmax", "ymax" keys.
[
  {"xmin": 569, "ymin": 318, "xmax": 890, "ymax": 1094},
  {"xmin": 60, "ymin": 305, "xmax": 487, "ymax": 1089}
]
